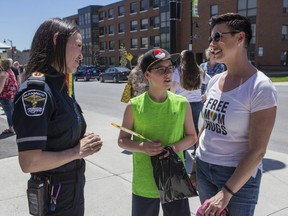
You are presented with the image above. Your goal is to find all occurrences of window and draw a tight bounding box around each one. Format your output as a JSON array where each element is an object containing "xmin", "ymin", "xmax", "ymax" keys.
[
  {"xmin": 140, "ymin": 0, "xmax": 148, "ymax": 11},
  {"xmin": 85, "ymin": 27, "xmax": 91, "ymax": 39},
  {"xmin": 109, "ymin": 25, "xmax": 114, "ymax": 34},
  {"xmin": 150, "ymin": 35, "xmax": 160, "ymax": 47},
  {"xmin": 250, "ymin": 24, "xmax": 256, "ymax": 44},
  {"xmin": 237, "ymin": 0, "xmax": 257, "ymax": 16},
  {"xmin": 118, "ymin": 23, "xmax": 125, "ymax": 33},
  {"xmin": 92, "ymin": 14, "xmax": 99, "ymax": 23},
  {"xmin": 211, "ymin": 5, "xmax": 218, "ymax": 16},
  {"xmin": 141, "ymin": 37, "xmax": 148, "ymax": 48},
  {"xmin": 99, "ymin": 11, "xmax": 106, "ymax": 20},
  {"xmin": 79, "ymin": 15, "xmax": 84, "ymax": 25},
  {"xmin": 280, "ymin": 50, "xmax": 288, "ymax": 65},
  {"xmin": 118, "ymin": 6, "xmax": 125, "ymax": 16},
  {"xmin": 99, "ymin": 26, "xmax": 106, "ymax": 36},
  {"xmin": 151, "ymin": 0, "xmax": 160, "ymax": 8},
  {"xmin": 109, "ymin": 57, "xmax": 115, "ymax": 65},
  {"xmin": 80, "ymin": 29, "xmax": 85, "ymax": 39},
  {"xmin": 282, "ymin": 25, "xmax": 288, "ymax": 40},
  {"xmin": 141, "ymin": 19, "xmax": 148, "ymax": 30},
  {"xmin": 131, "ymin": 38, "xmax": 138, "ymax": 49},
  {"xmin": 160, "ymin": 0, "xmax": 168, "ymax": 7},
  {"xmin": 109, "ymin": 41, "xmax": 115, "ymax": 50},
  {"xmin": 84, "ymin": 12, "xmax": 90, "ymax": 24},
  {"xmin": 100, "ymin": 42, "xmax": 106, "ymax": 50},
  {"xmin": 284, "ymin": 0, "xmax": 288, "ymax": 13},
  {"xmin": 150, "ymin": 16, "xmax": 160, "ymax": 28},
  {"xmin": 108, "ymin": 8, "xmax": 114, "ymax": 19},
  {"xmin": 119, "ymin": 40, "xmax": 125, "ymax": 49},
  {"xmin": 161, "ymin": 12, "xmax": 170, "ymax": 28},
  {"xmin": 130, "ymin": 20, "xmax": 138, "ymax": 31},
  {"xmin": 160, "ymin": 33, "xmax": 170, "ymax": 51},
  {"xmin": 92, "ymin": 29, "xmax": 99, "ymax": 40},
  {"xmin": 130, "ymin": 2, "xmax": 137, "ymax": 13}
]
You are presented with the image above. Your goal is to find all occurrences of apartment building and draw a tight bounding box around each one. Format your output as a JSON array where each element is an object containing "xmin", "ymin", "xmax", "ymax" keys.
[{"xmin": 67, "ymin": 0, "xmax": 288, "ymax": 72}]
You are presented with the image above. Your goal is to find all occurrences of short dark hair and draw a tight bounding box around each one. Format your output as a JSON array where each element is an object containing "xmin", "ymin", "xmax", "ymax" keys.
[
  {"xmin": 209, "ymin": 13, "xmax": 252, "ymax": 48},
  {"xmin": 24, "ymin": 18, "xmax": 80, "ymax": 80}
]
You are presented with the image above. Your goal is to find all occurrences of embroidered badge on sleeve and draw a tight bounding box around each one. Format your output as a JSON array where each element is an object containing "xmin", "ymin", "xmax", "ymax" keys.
[{"xmin": 22, "ymin": 90, "xmax": 47, "ymax": 116}]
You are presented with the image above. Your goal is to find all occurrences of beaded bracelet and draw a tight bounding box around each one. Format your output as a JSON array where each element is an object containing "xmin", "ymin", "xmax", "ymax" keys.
[{"xmin": 223, "ymin": 184, "xmax": 235, "ymax": 196}]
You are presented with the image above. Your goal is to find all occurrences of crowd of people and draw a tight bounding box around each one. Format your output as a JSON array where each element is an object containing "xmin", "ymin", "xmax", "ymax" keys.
[{"xmin": 0, "ymin": 12, "xmax": 277, "ymax": 216}]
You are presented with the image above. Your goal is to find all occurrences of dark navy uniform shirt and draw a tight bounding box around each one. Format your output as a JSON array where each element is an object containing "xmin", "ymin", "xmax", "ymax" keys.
[{"xmin": 13, "ymin": 67, "xmax": 87, "ymax": 173}]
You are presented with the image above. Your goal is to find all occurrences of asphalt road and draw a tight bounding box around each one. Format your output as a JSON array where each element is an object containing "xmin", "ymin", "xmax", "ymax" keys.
[{"xmin": 0, "ymin": 80, "xmax": 287, "ymax": 159}]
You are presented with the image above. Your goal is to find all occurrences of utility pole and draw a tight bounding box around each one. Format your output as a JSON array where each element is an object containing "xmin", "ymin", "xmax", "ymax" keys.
[
  {"xmin": 169, "ymin": 0, "xmax": 181, "ymax": 53},
  {"xmin": 190, "ymin": 0, "xmax": 194, "ymax": 51},
  {"xmin": 3, "ymin": 39, "xmax": 13, "ymax": 60}
]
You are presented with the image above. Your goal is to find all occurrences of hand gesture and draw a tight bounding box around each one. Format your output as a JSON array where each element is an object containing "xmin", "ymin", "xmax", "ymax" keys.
[
  {"xmin": 77, "ymin": 132, "xmax": 103, "ymax": 158},
  {"xmin": 141, "ymin": 140, "xmax": 164, "ymax": 156}
]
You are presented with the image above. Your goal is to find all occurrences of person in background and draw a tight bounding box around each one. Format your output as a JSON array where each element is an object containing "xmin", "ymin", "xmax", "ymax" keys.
[
  {"xmin": 200, "ymin": 48, "xmax": 225, "ymax": 94},
  {"xmin": 0, "ymin": 59, "xmax": 18, "ymax": 134},
  {"xmin": 118, "ymin": 48, "xmax": 197, "ymax": 216},
  {"xmin": 195, "ymin": 13, "xmax": 277, "ymax": 216},
  {"xmin": 12, "ymin": 18, "xmax": 103, "ymax": 216},
  {"xmin": 129, "ymin": 54, "xmax": 149, "ymax": 98},
  {"xmin": 10, "ymin": 59, "xmax": 22, "ymax": 85},
  {"xmin": 171, "ymin": 50, "xmax": 211, "ymax": 136}
]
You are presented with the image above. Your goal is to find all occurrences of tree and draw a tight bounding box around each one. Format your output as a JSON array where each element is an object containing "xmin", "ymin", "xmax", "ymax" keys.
[
  {"xmin": 89, "ymin": 45, "xmax": 102, "ymax": 66},
  {"xmin": 119, "ymin": 43, "xmax": 128, "ymax": 67}
]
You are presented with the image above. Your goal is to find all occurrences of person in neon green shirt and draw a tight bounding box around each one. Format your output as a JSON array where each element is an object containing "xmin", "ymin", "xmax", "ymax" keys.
[{"xmin": 118, "ymin": 48, "xmax": 198, "ymax": 216}]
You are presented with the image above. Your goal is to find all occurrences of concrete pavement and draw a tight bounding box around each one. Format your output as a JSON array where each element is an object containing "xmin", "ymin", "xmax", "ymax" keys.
[{"xmin": 0, "ymin": 84, "xmax": 288, "ymax": 215}]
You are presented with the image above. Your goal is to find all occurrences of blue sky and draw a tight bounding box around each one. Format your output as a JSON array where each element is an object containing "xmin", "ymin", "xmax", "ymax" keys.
[{"xmin": 0, "ymin": 0, "xmax": 118, "ymax": 51}]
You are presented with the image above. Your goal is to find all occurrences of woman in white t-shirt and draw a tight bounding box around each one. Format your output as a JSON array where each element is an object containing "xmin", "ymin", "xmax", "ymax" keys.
[
  {"xmin": 171, "ymin": 50, "xmax": 210, "ymax": 135},
  {"xmin": 194, "ymin": 13, "xmax": 277, "ymax": 216}
]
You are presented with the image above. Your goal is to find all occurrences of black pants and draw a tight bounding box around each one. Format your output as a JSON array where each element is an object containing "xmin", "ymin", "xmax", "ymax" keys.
[
  {"xmin": 40, "ymin": 161, "xmax": 86, "ymax": 216},
  {"xmin": 132, "ymin": 194, "xmax": 190, "ymax": 216}
]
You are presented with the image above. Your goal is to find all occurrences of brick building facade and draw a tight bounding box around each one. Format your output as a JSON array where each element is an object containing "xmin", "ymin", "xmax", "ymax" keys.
[{"xmin": 66, "ymin": 0, "xmax": 288, "ymax": 72}]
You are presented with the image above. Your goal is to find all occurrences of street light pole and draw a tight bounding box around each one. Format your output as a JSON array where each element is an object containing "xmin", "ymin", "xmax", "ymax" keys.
[
  {"xmin": 3, "ymin": 39, "xmax": 13, "ymax": 60},
  {"xmin": 189, "ymin": 0, "xmax": 193, "ymax": 51},
  {"xmin": 189, "ymin": 0, "xmax": 199, "ymax": 51}
]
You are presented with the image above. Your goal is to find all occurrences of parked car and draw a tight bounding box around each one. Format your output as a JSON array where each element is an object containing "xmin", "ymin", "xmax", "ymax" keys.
[
  {"xmin": 99, "ymin": 66, "xmax": 131, "ymax": 83},
  {"xmin": 74, "ymin": 65, "xmax": 100, "ymax": 81}
]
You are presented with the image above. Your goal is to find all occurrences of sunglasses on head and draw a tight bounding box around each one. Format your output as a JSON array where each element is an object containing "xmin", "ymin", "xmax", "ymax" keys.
[{"xmin": 208, "ymin": 31, "xmax": 240, "ymax": 43}]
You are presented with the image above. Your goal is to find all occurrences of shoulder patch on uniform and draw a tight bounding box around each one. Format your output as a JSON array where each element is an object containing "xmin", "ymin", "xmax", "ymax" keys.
[
  {"xmin": 22, "ymin": 90, "xmax": 47, "ymax": 116},
  {"xmin": 32, "ymin": 72, "xmax": 44, "ymax": 77}
]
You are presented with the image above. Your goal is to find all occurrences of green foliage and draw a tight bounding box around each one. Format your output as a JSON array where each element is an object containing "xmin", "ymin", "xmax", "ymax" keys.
[
  {"xmin": 269, "ymin": 76, "xmax": 288, "ymax": 82},
  {"xmin": 119, "ymin": 44, "xmax": 128, "ymax": 67}
]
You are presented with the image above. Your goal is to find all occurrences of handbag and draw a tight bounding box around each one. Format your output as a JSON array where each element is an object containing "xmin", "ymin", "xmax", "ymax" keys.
[
  {"xmin": 120, "ymin": 77, "xmax": 132, "ymax": 103},
  {"xmin": 151, "ymin": 146, "xmax": 198, "ymax": 204}
]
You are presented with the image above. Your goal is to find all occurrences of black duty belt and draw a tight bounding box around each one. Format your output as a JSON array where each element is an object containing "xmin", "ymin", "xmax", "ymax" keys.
[{"xmin": 31, "ymin": 159, "xmax": 84, "ymax": 185}]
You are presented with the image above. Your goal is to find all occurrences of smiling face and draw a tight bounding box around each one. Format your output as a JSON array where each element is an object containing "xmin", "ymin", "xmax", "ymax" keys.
[
  {"xmin": 209, "ymin": 23, "xmax": 241, "ymax": 64},
  {"xmin": 65, "ymin": 32, "xmax": 83, "ymax": 74}
]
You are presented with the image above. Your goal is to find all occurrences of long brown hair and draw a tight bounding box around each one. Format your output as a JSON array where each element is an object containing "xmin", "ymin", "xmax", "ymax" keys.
[
  {"xmin": 24, "ymin": 18, "xmax": 80, "ymax": 81},
  {"xmin": 180, "ymin": 50, "xmax": 201, "ymax": 90}
]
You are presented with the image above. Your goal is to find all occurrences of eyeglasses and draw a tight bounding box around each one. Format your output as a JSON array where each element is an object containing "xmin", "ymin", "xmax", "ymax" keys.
[
  {"xmin": 150, "ymin": 65, "xmax": 175, "ymax": 75},
  {"xmin": 208, "ymin": 31, "xmax": 240, "ymax": 43}
]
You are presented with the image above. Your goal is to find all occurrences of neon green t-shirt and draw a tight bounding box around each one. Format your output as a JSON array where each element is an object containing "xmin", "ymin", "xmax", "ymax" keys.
[{"xmin": 131, "ymin": 91, "xmax": 187, "ymax": 198}]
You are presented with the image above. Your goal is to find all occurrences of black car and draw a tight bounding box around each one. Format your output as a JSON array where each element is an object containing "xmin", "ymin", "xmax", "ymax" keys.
[
  {"xmin": 74, "ymin": 66, "xmax": 100, "ymax": 81},
  {"xmin": 99, "ymin": 67, "xmax": 131, "ymax": 83}
]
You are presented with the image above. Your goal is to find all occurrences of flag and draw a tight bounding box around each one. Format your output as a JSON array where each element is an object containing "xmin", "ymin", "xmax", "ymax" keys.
[
  {"xmin": 192, "ymin": 0, "xmax": 199, "ymax": 17},
  {"xmin": 66, "ymin": 73, "xmax": 74, "ymax": 97}
]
